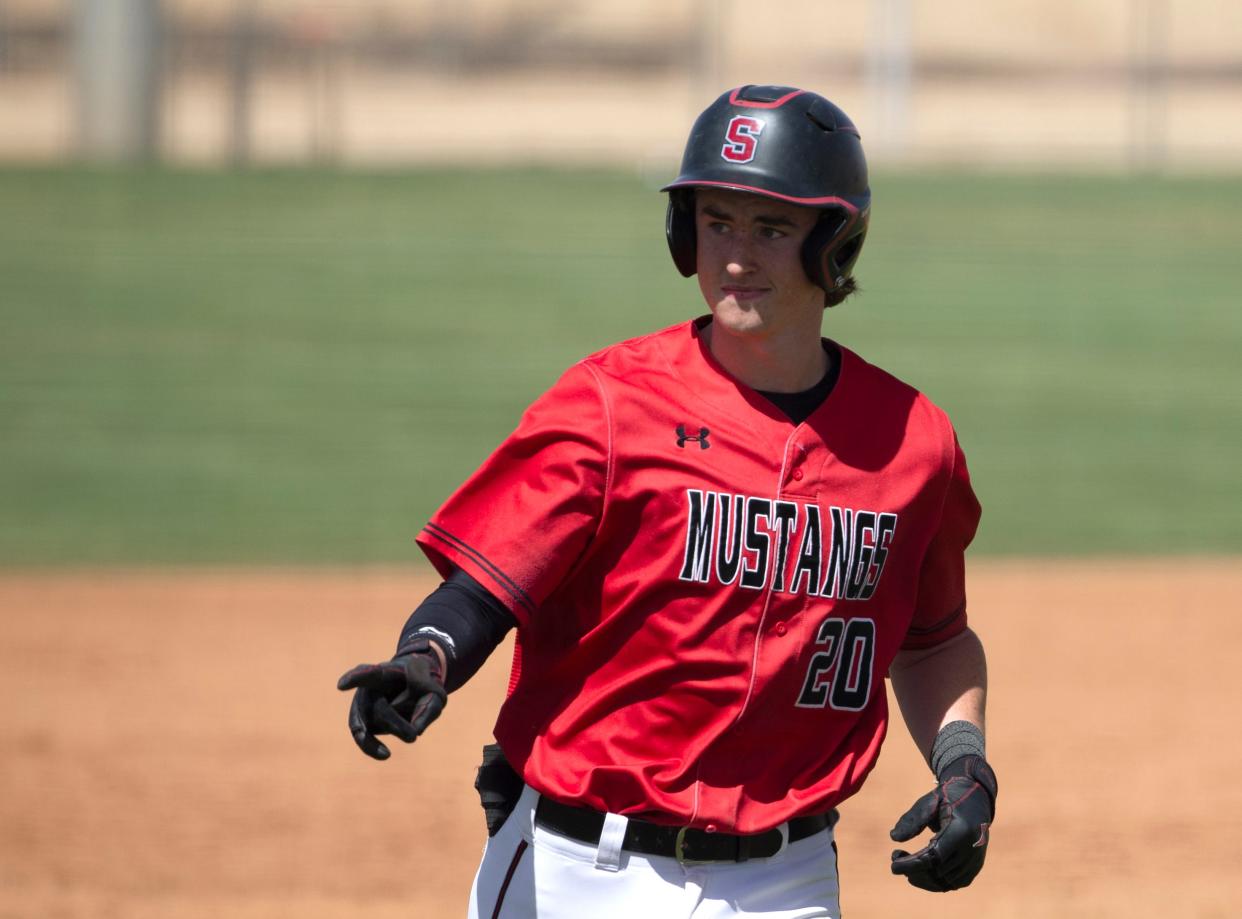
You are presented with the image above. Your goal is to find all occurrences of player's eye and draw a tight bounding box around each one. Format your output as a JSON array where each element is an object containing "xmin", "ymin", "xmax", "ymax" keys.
[
  {"xmin": 758, "ymin": 225, "xmax": 787, "ymax": 240},
  {"xmin": 705, "ymin": 220, "xmax": 731, "ymax": 234}
]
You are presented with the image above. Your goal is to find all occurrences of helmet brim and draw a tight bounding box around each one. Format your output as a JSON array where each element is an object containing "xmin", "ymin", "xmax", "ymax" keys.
[{"xmin": 660, "ymin": 178, "xmax": 864, "ymax": 213}]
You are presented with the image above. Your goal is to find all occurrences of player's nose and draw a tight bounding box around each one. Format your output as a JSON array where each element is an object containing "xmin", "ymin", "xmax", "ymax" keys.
[
  {"xmin": 724, "ymin": 236, "xmax": 758, "ymax": 275},
  {"xmin": 725, "ymin": 253, "xmax": 757, "ymax": 276}
]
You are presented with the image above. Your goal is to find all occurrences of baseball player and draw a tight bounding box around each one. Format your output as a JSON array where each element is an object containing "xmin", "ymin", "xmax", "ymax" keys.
[{"xmin": 338, "ymin": 85, "xmax": 997, "ymax": 918}]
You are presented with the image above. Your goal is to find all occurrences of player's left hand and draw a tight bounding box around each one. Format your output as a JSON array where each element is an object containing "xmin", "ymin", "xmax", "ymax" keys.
[{"xmin": 889, "ymin": 754, "xmax": 997, "ymax": 892}]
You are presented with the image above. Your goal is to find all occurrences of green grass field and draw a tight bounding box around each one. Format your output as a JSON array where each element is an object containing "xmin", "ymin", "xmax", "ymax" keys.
[{"xmin": 2, "ymin": 166, "xmax": 1239, "ymax": 564}]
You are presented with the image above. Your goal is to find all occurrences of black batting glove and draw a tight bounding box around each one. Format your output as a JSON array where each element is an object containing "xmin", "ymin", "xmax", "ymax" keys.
[
  {"xmin": 336, "ymin": 641, "xmax": 447, "ymax": 761},
  {"xmin": 889, "ymin": 754, "xmax": 997, "ymax": 892}
]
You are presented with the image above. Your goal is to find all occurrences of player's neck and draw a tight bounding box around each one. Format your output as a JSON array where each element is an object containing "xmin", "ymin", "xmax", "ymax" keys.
[{"xmin": 704, "ymin": 321, "xmax": 829, "ymax": 394}]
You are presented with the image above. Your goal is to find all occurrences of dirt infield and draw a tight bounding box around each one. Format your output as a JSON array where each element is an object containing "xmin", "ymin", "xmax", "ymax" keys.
[{"xmin": 2, "ymin": 560, "xmax": 1240, "ymax": 918}]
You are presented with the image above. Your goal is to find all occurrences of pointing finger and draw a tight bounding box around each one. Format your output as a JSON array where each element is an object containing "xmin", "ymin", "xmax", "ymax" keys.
[
  {"xmin": 338, "ymin": 661, "xmax": 409, "ymax": 695},
  {"xmin": 337, "ymin": 662, "xmax": 382, "ymax": 691}
]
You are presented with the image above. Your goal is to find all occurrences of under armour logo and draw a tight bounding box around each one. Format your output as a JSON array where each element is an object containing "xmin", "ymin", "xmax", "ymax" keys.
[{"xmin": 676, "ymin": 424, "xmax": 710, "ymax": 449}]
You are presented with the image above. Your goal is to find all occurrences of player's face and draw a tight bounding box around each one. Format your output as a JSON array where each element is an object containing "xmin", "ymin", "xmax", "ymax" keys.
[{"xmin": 694, "ymin": 188, "xmax": 824, "ymax": 340}]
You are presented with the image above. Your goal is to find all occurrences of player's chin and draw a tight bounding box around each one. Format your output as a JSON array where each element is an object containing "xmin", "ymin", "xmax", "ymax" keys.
[{"xmin": 710, "ymin": 296, "xmax": 769, "ymax": 333}]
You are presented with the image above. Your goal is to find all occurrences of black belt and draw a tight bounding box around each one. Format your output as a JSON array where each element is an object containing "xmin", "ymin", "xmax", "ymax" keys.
[{"xmin": 534, "ymin": 796, "xmax": 835, "ymax": 864}]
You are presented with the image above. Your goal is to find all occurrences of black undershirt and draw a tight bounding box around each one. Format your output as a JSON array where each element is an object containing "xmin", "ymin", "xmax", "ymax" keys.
[{"xmin": 755, "ymin": 342, "xmax": 841, "ymax": 425}]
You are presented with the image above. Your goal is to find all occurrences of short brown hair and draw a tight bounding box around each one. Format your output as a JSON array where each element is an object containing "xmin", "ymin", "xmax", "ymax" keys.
[{"xmin": 824, "ymin": 276, "xmax": 859, "ymax": 308}]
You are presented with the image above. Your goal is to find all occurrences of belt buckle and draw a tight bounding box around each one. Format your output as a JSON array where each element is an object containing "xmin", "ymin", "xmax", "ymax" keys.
[{"xmin": 674, "ymin": 825, "xmax": 711, "ymax": 866}]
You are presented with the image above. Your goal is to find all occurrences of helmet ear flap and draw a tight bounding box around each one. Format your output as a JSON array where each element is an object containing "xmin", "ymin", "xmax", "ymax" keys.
[
  {"xmin": 665, "ymin": 190, "xmax": 697, "ymax": 278},
  {"xmin": 801, "ymin": 207, "xmax": 868, "ymax": 292}
]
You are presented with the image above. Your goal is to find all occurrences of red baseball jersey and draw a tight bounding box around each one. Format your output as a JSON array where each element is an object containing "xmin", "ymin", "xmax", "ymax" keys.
[{"xmin": 417, "ymin": 317, "xmax": 981, "ymax": 833}]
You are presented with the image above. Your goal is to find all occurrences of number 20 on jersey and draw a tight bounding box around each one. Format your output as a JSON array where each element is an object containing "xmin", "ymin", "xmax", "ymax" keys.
[{"xmin": 796, "ymin": 616, "xmax": 876, "ymax": 711}]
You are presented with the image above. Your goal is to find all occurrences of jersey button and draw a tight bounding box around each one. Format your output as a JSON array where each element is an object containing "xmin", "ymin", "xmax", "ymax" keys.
[
  {"xmin": 792, "ymin": 469, "xmax": 804, "ymax": 481},
  {"xmin": 775, "ymin": 623, "xmax": 788, "ymax": 636},
  {"xmin": 705, "ymin": 823, "xmax": 718, "ymax": 833}
]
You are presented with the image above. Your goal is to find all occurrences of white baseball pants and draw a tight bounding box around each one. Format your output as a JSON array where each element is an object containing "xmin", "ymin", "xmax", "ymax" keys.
[{"xmin": 467, "ymin": 785, "xmax": 841, "ymax": 918}]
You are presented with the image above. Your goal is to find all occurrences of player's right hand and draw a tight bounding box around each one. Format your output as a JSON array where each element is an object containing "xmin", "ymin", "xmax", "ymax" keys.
[{"xmin": 336, "ymin": 649, "xmax": 447, "ymax": 760}]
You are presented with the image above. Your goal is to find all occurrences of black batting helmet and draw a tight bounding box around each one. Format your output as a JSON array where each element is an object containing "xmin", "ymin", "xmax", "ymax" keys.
[{"xmin": 662, "ymin": 85, "xmax": 870, "ymax": 295}]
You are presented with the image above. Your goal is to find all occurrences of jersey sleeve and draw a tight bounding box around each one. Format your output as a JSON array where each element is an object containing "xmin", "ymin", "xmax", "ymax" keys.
[
  {"xmin": 416, "ymin": 362, "xmax": 610, "ymax": 626},
  {"xmin": 901, "ymin": 430, "xmax": 982, "ymax": 650}
]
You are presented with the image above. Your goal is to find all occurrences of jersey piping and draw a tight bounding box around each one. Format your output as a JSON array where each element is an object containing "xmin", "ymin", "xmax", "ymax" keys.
[{"xmin": 422, "ymin": 522, "xmax": 537, "ymax": 617}]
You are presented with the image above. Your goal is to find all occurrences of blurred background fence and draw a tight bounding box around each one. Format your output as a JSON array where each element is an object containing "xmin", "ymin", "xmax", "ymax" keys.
[{"xmin": 3, "ymin": 0, "xmax": 1242, "ymax": 171}]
